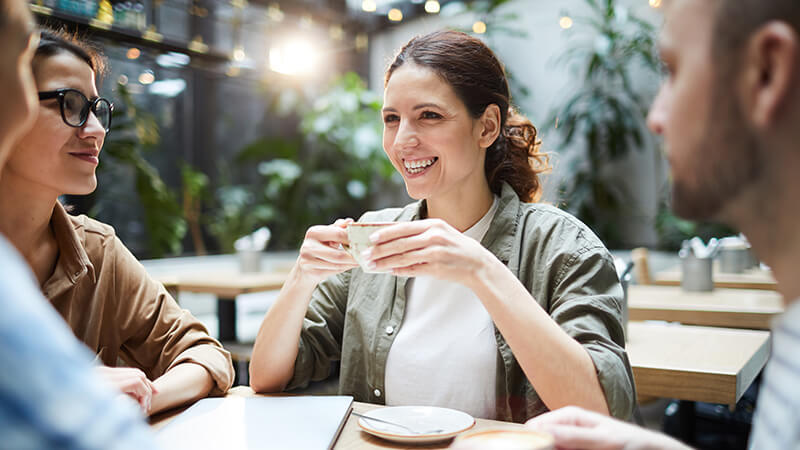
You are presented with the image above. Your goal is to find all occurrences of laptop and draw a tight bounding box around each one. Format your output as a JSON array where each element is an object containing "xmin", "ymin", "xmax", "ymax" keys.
[{"xmin": 156, "ymin": 396, "xmax": 354, "ymax": 449}]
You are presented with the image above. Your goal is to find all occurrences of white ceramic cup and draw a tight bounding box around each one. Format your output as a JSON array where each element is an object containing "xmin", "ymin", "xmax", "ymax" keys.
[
  {"xmin": 449, "ymin": 428, "xmax": 555, "ymax": 450},
  {"xmin": 345, "ymin": 222, "xmax": 394, "ymax": 273}
]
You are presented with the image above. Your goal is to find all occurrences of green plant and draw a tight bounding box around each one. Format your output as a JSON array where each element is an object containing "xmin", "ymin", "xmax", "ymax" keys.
[
  {"xmin": 655, "ymin": 197, "xmax": 736, "ymax": 251},
  {"xmin": 207, "ymin": 72, "xmax": 399, "ymax": 251},
  {"xmin": 94, "ymin": 83, "xmax": 186, "ymax": 257},
  {"xmin": 208, "ymin": 182, "xmax": 275, "ymax": 253},
  {"xmin": 549, "ymin": 0, "xmax": 660, "ymax": 247},
  {"xmin": 181, "ymin": 164, "xmax": 210, "ymax": 255}
]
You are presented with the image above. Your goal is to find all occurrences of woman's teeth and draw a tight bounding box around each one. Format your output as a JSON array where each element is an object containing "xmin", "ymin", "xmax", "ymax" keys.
[{"xmin": 404, "ymin": 158, "xmax": 437, "ymax": 174}]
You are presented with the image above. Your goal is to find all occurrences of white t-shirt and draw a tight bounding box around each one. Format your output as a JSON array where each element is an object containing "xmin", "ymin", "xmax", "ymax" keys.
[
  {"xmin": 748, "ymin": 298, "xmax": 800, "ymax": 449},
  {"xmin": 384, "ymin": 196, "xmax": 501, "ymax": 419}
]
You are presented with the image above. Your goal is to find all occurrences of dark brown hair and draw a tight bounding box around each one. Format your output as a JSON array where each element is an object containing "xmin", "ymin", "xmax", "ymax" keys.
[
  {"xmin": 0, "ymin": 1, "xmax": 7, "ymax": 29},
  {"xmin": 385, "ymin": 30, "xmax": 550, "ymax": 203},
  {"xmin": 33, "ymin": 27, "xmax": 106, "ymax": 78},
  {"xmin": 712, "ymin": 0, "xmax": 800, "ymax": 66}
]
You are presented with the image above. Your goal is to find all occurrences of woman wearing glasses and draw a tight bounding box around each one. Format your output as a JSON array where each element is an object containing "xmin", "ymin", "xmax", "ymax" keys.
[{"xmin": 0, "ymin": 29, "xmax": 234, "ymax": 415}]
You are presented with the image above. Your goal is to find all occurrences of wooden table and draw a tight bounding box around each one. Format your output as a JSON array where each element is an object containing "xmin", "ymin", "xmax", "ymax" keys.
[
  {"xmin": 628, "ymin": 285, "xmax": 784, "ymax": 330},
  {"xmin": 157, "ymin": 271, "xmax": 290, "ymax": 342},
  {"xmin": 627, "ymin": 321, "xmax": 770, "ymax": 442},
  {"xmin": 653, "ymin": 265, "xmax": 777, "ymax": 291},
  {"xmin": 151, "ymin": 386, "xmax": 524, "ymax": 449},
  {"xmin": 626, "ymin": 321, "xmax": 770, "ymax": 406},
  {"xmin": 150, "ymin": 324, "xmax": 769, "ymax": 446}
]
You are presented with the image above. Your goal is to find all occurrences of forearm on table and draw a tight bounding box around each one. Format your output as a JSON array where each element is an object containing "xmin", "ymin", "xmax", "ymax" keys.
[
  {"xmin": 470, "ymin": 260, "xmax": 610, "ymax": 415},
  {"xmin": 249, "ymin": 266, "xmax": 317, "ymax": 393},
  {"xmin": 149, "ymin": 362, "xmax": 214, "ymax": 415}
]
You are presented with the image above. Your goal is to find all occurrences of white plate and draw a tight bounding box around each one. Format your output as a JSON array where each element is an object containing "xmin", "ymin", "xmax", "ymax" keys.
[{"xmin": 357, "ymin": 406, "xmax": 476, "ymax": 444}]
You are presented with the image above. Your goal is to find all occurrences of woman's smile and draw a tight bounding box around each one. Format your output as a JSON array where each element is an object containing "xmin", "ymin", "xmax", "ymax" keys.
[{"xmin": 403, "ymin": 156, "xmax": 439, "ymax": 176}]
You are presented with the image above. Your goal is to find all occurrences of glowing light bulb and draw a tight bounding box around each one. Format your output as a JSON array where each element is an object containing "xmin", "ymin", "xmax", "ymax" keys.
[
  {"xmin": 232, "ymin": 46, "xmax": 245, "ymax": 61},
  {"xmin": 138, "ymin": 70, "xmax": 155, "ymax": 85},
  {"xmin": 267, "ymin": 3, "xmax": 284, "ymax": 21},
  {"xmin": 269, "ymin": 39, "xmax": 317, "ymax": 76},
  {"xmin": 388, "ymin": 8, "xmax": 403, "ymax": 22},
  {"xmin": 362, "ymin": 0, "xmax": 376, "ymax": 12},
  {"xmin": 424, "ymin": 0, "xmax": 440, "ymax": 14}
]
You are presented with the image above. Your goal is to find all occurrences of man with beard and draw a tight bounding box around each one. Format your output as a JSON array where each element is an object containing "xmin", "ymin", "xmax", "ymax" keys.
[{"xmin": 526, "ymin": 0, "xmax": 800, "ymax": 449}]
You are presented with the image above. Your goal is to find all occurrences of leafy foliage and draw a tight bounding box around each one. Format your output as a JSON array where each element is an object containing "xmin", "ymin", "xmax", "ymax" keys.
[
  {"xmin": 206, "ymin": 72, "xmax": 400, "ymax": 251},
  {"xmin": 550, "ymin": 0, "xmax": 659, "ymax": 247},
  {"xmin": 181, "ymin": 163, "xmax": 210, "ymax": 255},
  {"xmin": 655, "ymin": 198, "xmax": 736, "ymax": 251}
]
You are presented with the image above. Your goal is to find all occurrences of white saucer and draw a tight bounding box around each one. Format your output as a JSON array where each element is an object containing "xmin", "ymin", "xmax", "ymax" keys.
[{"xmin": 357, "ymin": 406, "xmax": 475, "ymax": 444}]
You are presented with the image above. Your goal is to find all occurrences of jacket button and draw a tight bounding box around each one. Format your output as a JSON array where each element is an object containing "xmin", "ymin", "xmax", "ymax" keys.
[
  {"xmin": 374, "ymin": 389, "xmax": 381, "ymax": 397},
  {"xmin": 385, "ymin": 325, "xmax": 394, "ymax": 335}
]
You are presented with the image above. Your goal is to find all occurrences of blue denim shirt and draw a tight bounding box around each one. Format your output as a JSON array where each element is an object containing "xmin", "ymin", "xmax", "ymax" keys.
[{"xmin": 0, "ymin": 236, "xmax": 158, "ymax": 449}]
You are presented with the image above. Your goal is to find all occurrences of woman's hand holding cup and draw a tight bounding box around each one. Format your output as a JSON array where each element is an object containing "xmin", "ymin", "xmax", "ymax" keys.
[{"xmin": 295, "ymin": 218, "xmax": 359, "ymax": 286}]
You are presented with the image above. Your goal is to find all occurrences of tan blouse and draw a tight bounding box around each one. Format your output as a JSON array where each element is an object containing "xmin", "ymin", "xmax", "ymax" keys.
[{"xmin": 42, "ymin": 202, "xmax": 234, "ymax": 395}]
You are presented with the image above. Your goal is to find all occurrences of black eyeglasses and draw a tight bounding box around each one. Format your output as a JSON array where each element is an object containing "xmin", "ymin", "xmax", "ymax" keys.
[{"xmin": 38, "ymin": 88, "xmax": 114, "ymax": 133}]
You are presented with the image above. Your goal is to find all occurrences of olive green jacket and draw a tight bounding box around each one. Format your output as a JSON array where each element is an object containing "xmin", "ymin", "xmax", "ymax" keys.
[{"xmin": 287, "ymin": 182, "xmax": 636, "ymax": 422}]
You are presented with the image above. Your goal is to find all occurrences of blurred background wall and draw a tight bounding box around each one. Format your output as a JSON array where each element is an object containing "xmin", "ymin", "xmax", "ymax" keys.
[{"xmin": 31, "ymin": 0, "xmax": 729, "ymax": 257}]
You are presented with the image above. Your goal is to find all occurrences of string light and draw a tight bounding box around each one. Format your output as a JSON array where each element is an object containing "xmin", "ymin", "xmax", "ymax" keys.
[
  {"xmin": 329, "ymin": 24, "xmax": 344, "ymax": 41},
  {"xmin": 362, "ymin": 0, "xmax": 376, "ymax": 12},
  {"xmin": 472, "ymin": 21, "xmax": 486, "ymax": 34},
  {"xmin": 138, "ymin": 70, "xmax": 155, "ymax": 85},
  {"xmin": 388, "ymin": 8, "xmax": 403, "ymax": 21},
  {"xmin": 267, "ymin": 3, "xmax": 284, "ymax": 21},
  {"xmin": 424, "ymin": 0, "xmax": 440, "ymax": 14},
  {"xmin": 232, "ymin": 46, "xmax": 246, "ymax": 61},
  {"xmin": 559, "ymin": 16, "xmax": 573, "ymax": 29},
  {"xmin": 649, "ymin": 0, "xmax": 662, "ymax": 7},
  {"xmin": 126, "ymin": 47, "xmax": 141, "ymax": 59}
]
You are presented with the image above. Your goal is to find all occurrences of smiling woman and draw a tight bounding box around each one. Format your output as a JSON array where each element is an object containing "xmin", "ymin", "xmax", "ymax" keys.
[
  {"xmin": 382, "ymin": 30, "xmax": 549, "ymax": 208},
  {"xmin": 250, "ymin": 30, "xmax": 635, "ymax": 423},
  {"xmin": 0, "ymin": 28, "xmax": 234, "ymax": 416}
]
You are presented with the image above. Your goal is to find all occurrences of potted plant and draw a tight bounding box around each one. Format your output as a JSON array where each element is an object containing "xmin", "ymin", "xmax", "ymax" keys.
[{"xmin": 549, "ymin": 0, "xmax": 660, "ymax": 247}]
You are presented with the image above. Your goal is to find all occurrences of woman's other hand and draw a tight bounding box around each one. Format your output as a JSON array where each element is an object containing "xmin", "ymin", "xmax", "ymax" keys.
[
  {"xmin": 364, "ymin": 219, "xmax": 495, "ymax": 287},
  {"xmin": 295, "ymin": 218, "xmax": 359, "ymax": 286},
  {"xmin": 94, "ymin": 366, "xmax": 158, "ymax": 414}
]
